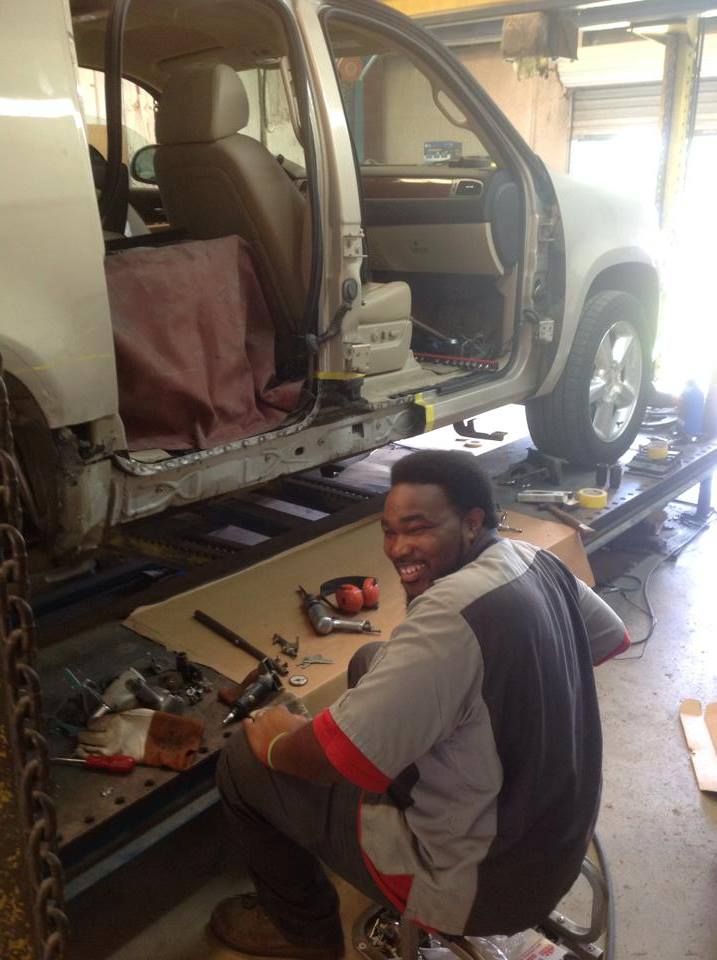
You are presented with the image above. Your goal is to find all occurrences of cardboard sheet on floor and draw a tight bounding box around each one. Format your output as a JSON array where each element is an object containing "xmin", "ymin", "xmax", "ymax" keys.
[
  {"xmin": 679, "ymin": 700, "xmax": 717, "ymax": 792},
  {"xmin": 124, "ymin": 511, "xmax": 593, "ymax": 713}
]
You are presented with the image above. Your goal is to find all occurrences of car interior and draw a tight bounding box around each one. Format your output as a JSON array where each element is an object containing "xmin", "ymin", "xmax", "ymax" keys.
[{"xmin": 70, "ymin": 0, "xmax": 525, "ymax": 458}]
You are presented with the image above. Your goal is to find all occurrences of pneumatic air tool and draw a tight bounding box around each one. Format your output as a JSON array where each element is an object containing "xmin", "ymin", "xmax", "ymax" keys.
[{"xmin": 297, "ymin": 586, "xmax": 381, "ymax": 636}]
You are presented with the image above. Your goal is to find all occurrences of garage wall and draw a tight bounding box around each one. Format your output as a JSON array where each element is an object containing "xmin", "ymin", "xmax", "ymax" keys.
[
  {"xmin": 456, "ymin": 44, "xmax": 571, "ymax": 172},
  {"xmin": 361, "ymin": 41, "xmax": 571, "ymax": 172}
]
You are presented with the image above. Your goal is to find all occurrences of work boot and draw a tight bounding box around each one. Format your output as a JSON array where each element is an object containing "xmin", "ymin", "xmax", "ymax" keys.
[{"xmin": 209, "ymin": 896, "xmax": 345, "ymax": 958}]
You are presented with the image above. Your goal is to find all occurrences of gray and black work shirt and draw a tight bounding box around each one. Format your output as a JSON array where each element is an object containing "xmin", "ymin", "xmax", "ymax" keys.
[{"xmin": 313, "ymin": 535, "xmax": 628, "ymax": 936}]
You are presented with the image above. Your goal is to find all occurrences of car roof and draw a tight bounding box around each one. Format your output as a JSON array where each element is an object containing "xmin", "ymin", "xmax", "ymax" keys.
[{"xmin": 71, "ymin": 0, "xmax": 292, "ymax": 93}]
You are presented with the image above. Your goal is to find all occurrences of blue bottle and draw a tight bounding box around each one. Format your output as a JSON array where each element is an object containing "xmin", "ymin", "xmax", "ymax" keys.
[{"xmin": 679, "ymin": 380, "xmax": 705, "ymax": 437}]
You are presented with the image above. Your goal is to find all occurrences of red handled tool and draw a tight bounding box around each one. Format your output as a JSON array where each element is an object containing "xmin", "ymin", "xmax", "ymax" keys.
[{"xmin": 52, "ymin": 755, "xmax": 136, "ymax": 774}]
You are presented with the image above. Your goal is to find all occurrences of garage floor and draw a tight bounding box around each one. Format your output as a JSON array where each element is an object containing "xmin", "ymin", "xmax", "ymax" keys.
[{"xmin": 64, "ymin": 502, "xmax": 717, "ymax": 960}]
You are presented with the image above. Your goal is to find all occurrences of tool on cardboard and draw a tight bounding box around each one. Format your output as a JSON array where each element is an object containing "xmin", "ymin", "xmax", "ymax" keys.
[
  {"xmin": 193, "ymin": 609, "xmax": 289, "ymax": 676},
  {"xmin": 298, "ymin": 586, "xmax": 380, "ymax": 636},
  {"xmin": 497, "ymin": 512, "xmax": 523, "ymax": 534},
  {"xmin": 298, "ymin": 655, "xmax": 335, "ymax": 668},
  {"xmin": 539, "ymin": 504, "xmax": 595, "ymax": 540},
  {"xmin": 515, "ymin": 490, "xmax": 576, "ymax": 505},
  {"xmin": 222, "ymin": 658, "xmax": 283, "ymax": 726},
  {"xmin": 320, "ymin": 576, "xmax": 379, "ymax": 615},
  {"xmin": 577, "ymin": 488, "xmax": 608, "ymax": 509},
  {"xmin": 52, "ymin": 754, "xmax": 136, "ymax": 774},
  {"xmin": 272, "ymin": 633, "xmax": 299, "ymax": 658}
]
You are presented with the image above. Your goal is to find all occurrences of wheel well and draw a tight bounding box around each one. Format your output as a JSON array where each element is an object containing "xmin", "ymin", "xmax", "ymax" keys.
[
  {"xmin": 586, "ymin": 264, "xmax": 659, "ymax": 344},
  {"xmin": 5, "ymin": 373, "xmax": 59, "ymax": 542}
]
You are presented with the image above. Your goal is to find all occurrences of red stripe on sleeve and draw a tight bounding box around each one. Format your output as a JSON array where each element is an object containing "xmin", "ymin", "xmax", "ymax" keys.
[
  {"xmin": 313, "ymin": 709, "xmax": 391, "ymax": 792},
  {"xmin": 595, "ymin": 630, "xmax": 631, "ymax": 665}
]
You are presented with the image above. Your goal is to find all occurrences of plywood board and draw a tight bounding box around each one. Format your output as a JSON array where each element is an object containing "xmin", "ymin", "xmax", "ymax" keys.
[{"xmin": 125, "ymin": 512, "xmax": 593, "ymax": 713}]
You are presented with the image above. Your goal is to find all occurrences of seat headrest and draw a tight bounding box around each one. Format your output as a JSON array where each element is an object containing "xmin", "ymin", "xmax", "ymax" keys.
[{"xmin": 156, "ymin": 63, "xmax": 250, "ymax": 145}]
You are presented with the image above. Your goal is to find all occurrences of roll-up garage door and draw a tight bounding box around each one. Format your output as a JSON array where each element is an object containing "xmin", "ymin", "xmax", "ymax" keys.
[{"xmin": 572, "ymin": 78, "xmax": 717, "ymax": 138}]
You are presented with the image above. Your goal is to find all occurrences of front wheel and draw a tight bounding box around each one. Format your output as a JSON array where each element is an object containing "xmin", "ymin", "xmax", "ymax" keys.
[{"xmin": 526, "ymin": 290, "xmax": 651, "ymax": 465}]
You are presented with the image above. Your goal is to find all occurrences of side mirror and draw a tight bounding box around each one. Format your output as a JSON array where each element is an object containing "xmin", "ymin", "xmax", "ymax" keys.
[{"xmin": 130, "ymin": 144, "xmax": 158, "ymax": 185}]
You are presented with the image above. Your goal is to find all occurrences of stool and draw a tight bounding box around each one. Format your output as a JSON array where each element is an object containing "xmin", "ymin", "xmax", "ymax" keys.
[{"xmin": 353, "ymin": 854, "xmax": 609, "ymax": 960}]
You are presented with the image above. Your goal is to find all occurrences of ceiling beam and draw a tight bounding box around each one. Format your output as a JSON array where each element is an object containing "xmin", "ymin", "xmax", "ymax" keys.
[{"xmin": 396, "ymin": 0, "xmax": 717, "ymax": 48}]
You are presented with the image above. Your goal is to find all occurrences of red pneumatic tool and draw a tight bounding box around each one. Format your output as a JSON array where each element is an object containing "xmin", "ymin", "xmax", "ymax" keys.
[{"xmin": 52, "ymin": 754, "xmax": 136, "ymax": 774}]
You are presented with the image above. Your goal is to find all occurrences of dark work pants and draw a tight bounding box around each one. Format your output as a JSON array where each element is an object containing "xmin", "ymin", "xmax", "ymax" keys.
[{"xmin": 215, "ymin": 642, "xmax": 391, "ymax": 945}]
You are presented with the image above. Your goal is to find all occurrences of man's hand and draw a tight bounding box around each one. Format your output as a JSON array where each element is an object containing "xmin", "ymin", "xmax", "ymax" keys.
[
  {"xmin": 243, "ymin": 705, "xmax": 309, "ymax": 765},
  {"xmin": 241, "ymin": 705, "xmax": 342, "ymax": 784}
]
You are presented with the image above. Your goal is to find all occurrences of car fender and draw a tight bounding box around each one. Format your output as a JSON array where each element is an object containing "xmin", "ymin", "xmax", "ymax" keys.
[
  {"xmin": 535, "ymin": 171, "xmax": 659, "ymax": 398},
  {"xmin": 1, "ymin": 0, "xmax": 119, "ymax": 428}
]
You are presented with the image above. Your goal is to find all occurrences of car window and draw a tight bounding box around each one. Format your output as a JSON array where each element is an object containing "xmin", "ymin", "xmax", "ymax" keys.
[
  {"xmin": 325, "ymin": 18, "xmax": 492, "ymax": 168},
  {"xmin": 238, "ymin": 63, "xmax": 305, "ymax": 168},
  {"xmin": 77, "ymin": 67, "xmax": 156, "ymax": 176}
]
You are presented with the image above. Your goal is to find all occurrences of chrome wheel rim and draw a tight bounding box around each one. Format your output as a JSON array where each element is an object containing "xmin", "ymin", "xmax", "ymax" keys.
[{"xmin": 589, "ymin": 319, "xmax": 643, "ymax": 443}]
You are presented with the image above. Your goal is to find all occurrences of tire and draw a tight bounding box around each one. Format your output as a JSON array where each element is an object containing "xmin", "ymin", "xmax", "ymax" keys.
[{"xmin": 526, "ymin": 290, "xmax": 651, "ymax": 466}]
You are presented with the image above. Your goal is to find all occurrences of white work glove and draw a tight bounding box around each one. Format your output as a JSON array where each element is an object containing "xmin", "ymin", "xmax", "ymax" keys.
[{"xmin": 76, "ymin": 708, "xmax": 204, "ymax": 771}]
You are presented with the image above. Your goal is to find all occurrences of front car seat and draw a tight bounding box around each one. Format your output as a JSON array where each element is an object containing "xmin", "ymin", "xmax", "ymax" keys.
[{"xmin": 154, "ymin": 63, "xmax": 308, "ymax": 340}]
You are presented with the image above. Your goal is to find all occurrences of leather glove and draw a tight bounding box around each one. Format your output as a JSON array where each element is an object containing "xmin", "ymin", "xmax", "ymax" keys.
[{"xmin": 76, "ymin": 708, "xmax": 204, "ymax": 771}]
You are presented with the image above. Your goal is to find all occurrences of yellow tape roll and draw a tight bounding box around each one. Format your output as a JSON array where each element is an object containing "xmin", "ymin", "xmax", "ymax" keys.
[
  {"xmin": 646, "ymin": 438, "xmax": 669, "ymax": 460},
  {"xmin": 577, "ymin": 487, "xmax": 608, "ymax": 509}
]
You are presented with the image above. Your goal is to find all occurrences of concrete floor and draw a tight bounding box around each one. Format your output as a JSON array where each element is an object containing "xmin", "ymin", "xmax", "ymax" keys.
[{"xmin": 64, "ymin": 506, "xmax": 717, "ymax": 960}]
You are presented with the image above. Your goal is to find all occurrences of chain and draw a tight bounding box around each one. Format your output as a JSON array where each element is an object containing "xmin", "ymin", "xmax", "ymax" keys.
[{"xmin": 0, "ymin": 357, "xmax": 68, "ymax": 959}]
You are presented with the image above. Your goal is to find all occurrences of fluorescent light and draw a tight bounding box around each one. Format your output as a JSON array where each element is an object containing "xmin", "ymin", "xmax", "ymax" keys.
[
  {"xmin": 629, "ymin": 22, "xmax": 671, "ymax": 35},
  {"xmin": 699, "ymin": 8, "xmax": 717, "ymax": 16},
  {"xmin": 580, "ymin": 20, "xmax": 630, "ymax": 31},
  {"xmin": 576, "ymin": 0, "xmax": 628, "ymax": 8}
]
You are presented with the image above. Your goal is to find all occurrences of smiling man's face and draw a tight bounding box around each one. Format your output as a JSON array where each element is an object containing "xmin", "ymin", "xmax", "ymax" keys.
[{"xmin": 382, "ymin": 482, "xmax": 484, "ymax": 600}]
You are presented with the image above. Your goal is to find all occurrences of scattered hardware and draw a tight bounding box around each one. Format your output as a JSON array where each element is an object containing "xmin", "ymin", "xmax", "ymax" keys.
[
  {"xmin": 289, "ymin": 675, "xmax": 309, "ymax": 687},
  {"xmin": 100, "ymin": 787, "xmax": 115, "ymax": 798},
  {"xmin": 298, "ymin": 655, "xmax": 335, "ymax": 668},
  {"xmin": 194, "ymin": 609, "xmax": 289, "ymax": 676},
  {"xmin": 497, "ymin": 512, "xmax": 523, "ymax": 534},
  {"xmin": 272, "ymin": 633, "xmax": 299, "ymax": 659},
  {"xmin": 298, "ymin": 586, "xmax": 380, "ymax": 636},
  {"xmin": 175, "ymin": 651, "xmax": 205, "ymax": 686},
  {"xmin": 495, "ymin": 448, "xmax": 565, "ymax": 488},
  {"xmin": 222, "ymin": 658, "xmax": 283, "ymax": 726},
  {"xmin": 453, "ymin": 419, "xmax": 507, "ymax": 442}
]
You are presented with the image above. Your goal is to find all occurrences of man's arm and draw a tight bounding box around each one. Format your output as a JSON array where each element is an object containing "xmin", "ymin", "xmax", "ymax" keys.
[
  {"xmin": 575, "ymin": 577, "xmax": 630, "ymax": 664},
  {"xmin": 243, "ymin": 599, "xmax": 481, "ymax": 789},
  {"xmin": 242, "ymin": 705, "xmax": 342, "ymax": 783}
]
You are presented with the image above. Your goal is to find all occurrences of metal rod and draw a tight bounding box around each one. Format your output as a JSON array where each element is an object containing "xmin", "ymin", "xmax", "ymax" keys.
[{"xmin": 193, "ymin": 609, "xmax": 265, "ymax": 663}]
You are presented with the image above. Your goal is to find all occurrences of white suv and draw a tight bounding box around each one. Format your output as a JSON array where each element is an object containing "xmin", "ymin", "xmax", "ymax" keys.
[{"xmin": 2, "ymin": 0, "xmax": 658, "ymax": 555}]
